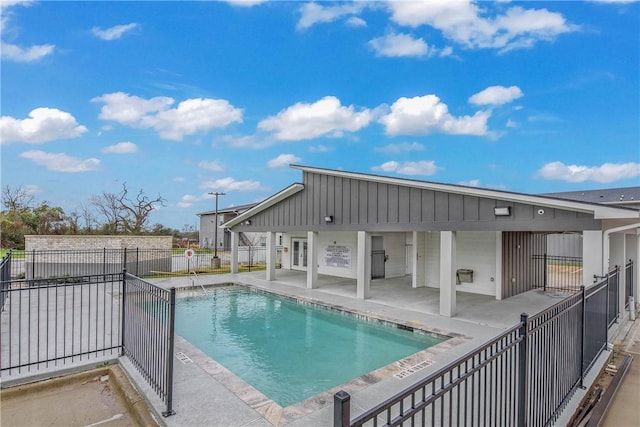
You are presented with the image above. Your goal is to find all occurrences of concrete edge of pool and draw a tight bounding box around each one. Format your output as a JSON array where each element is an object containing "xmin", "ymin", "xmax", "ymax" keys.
[{"xmin": 170, "ymin": 283, "xmax": 471, "ymax": 426}]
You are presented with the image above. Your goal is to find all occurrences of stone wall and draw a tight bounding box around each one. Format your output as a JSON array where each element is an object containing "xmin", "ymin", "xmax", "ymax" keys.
[
  {"xmin": 24, "ymin": 236, "xmax": 173, "ymax": 279},
  {"xmin": 25, "ymin": 235, "xmax": 172, "ymax": 251}
]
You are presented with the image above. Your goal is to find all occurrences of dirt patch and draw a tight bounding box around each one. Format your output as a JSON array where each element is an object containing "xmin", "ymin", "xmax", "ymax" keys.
[{"xmin": 0, "ymin": 365, "xmax": 158, "ymax": 427}]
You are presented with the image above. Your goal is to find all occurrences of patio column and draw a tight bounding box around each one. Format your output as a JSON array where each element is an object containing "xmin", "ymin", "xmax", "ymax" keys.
[
  {"xmin": 266, "ymin": 231, "xmax": 276, "ymax": 281},
  {"xmin": 439, "ymin": 231, "xmax": 457, "ymax": 317},
  {"xmin": 583, "ymin": 230, "xmax": 603, "ymax": 285},
  {"xmin": 412, "ymin": 231, "xmax": 426, "ymax": 288},
  {"xmin": 495, "ymin": 231, "xmax": 503, "ymax": 300},
  {"xmin": 357, "ymin": 231, "xmax": 371, "ymax": 299},
  {"xmin": 307, "ymin": 231, "xmax": 318, "ymax": 289},
  {"xmin": 230, "ymin": 231, "xmax": 239, "ymax": 274}
]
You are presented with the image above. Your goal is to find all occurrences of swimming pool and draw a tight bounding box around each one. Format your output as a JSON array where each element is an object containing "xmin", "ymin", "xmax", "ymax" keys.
[{"xmin": 175, "ymin": 286, "xmax": 445, "ymax": 407}]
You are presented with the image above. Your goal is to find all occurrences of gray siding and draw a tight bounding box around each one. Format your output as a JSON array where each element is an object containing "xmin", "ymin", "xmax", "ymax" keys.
[
  {"xmin": 502, "ymin": 232, "xmax": 547, "ymax": 298},
  {"xmin": 233, "ymin": 171, "xmax": 601, "ymax": 233}
]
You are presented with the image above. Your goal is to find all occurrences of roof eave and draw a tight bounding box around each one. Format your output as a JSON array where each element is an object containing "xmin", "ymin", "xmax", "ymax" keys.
[{"xmin": 222, "ymin": 183, "xmax": 304, "ymax": 228}]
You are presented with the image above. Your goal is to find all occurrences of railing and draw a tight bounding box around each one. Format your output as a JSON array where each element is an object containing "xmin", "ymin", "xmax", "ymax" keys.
[
  {"xmin": 121, "ymin": 272, "xmax": 176, "ymax": 417},
  {"xmin": 334, "ymin": 267, "xmax": 624, "ymax": 427},
  {"xmin": 607, "ymin": 266, "xmax": 619, "ymax": 327},
  {"xmin": 625, "ymin": 260, "xmax": 634, "ymax": 309},
  {"xmin": 532, "ymin": 254, "xmax": 583, "ymax": 293},
  {"xmin": 4, "ymin": 247, "xmax": 277, "ymax": 280},
  {"xmin": 1, "ymin": 251, "xmax": 11, "ymax": 310},
  {"xmin": 0, "ymin": 271, "xmax": 176, "ymax": 417},
  {"xmin": 0, "ymin": 273, "xmax": 123, "ymax": 376}
]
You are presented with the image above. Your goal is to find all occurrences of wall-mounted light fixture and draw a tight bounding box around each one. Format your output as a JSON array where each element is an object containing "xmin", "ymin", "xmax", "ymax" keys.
[
  {"xmin": 494, "ymin": 207, "xmax": 511, "ymax": 216},
  {"xmin": 324, "ymin": 215, "xmax": 333, "ymax": 223}
]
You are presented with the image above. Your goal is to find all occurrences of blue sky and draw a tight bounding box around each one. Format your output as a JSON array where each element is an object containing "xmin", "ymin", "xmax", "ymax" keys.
[{"xmin": 1, "ymin": 0, "xmax": 639, "ymax": 230}]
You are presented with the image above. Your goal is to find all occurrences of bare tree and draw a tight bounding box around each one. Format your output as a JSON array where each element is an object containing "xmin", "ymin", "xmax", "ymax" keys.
[
  {"xmin": 117, "ymin": 184, "xmax": 166, "ymax": 234},
  {"xmin": 2, "ymin": 185, "xmax": 34, "ymax": 212},
  {"xmin": 90, "ymin": 191, "xmax": 122, "ymax": 234},
  {"xmin": 90, "ymin": 183, "xmax": 166, "ymax": 234}
]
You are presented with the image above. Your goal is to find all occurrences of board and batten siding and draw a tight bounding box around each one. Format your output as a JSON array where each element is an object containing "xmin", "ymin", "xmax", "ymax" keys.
[
  {"xmin": 501, "ymin": 232, "xmax": 547, "ymax": 298},
  {"xmin": 237, "ymin": 172, "xmax": 601, "ymax": 233}
]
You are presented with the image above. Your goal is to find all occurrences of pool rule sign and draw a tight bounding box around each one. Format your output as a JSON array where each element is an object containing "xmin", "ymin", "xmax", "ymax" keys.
[
  {"xmin": 184, "ymin": 249, "xmax": 194, "ymax": 259},
  {"xmin": 324, "ymin": 245, "xmax": 351, "ymax": 269}
]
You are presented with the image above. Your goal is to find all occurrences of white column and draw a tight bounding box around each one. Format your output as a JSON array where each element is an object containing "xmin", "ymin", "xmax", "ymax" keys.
[
  {"xmin": 230, "ymin": 231, "xmax": 239, "ymax": 274},
  {"xmin": 307, "ymin": 231, "xmax": 318, "ymax": 289},
  {"xmin": 439, "ymin": 231, "xmax": 457, "ymax": 317},
  {"xmin": 357, "ymin": 231, "xmax": 371, "ymax": 299},
  {"xmin": 412, "ymin": 231, "xmax": 426, "ymax": 288},
  {"xmin": 495, "ymin": 231, "xmax": 503, "ymax": 300},
  {"xmin": 583, "ymin": 230, "xmax": 603, "ymax": 286},
  {"xmin": 266, "ymin": 231, "xmax": 276, "ymax": 281}
]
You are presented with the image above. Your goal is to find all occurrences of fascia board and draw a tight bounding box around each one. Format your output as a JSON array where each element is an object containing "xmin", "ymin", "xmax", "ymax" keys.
[{"xmin": 222, "ymin": 183, "xmax": 304, "ymax": 228}]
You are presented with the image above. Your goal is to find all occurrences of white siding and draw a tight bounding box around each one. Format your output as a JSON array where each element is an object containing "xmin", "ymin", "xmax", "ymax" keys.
[{"xmin": 455, "ymin": 231, "xmax": 497, "ymax": 296}]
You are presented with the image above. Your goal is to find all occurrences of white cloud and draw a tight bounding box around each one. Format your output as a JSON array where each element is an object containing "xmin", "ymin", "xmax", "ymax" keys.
[
  {"xmin": 198, "ymin": 160, "xmax": 225, "ymax": 172},
  {"xmin": 177, "ymin": 194, "xmax": 199, "ymax": 208},
  {"xmin": 173, "ymin": 177, "xmax": 186, "ymax": 183},
  {"xmin": 224, "ymin": 0, "xmax": 267, "ymax": 7},
  {"xmin": 297, "ymin": 2, "xmax": 366, "ymax": 30},
  {"xmin": 92, "ymin": 92, "xmax": 243, "ymax": 141},
  {"xmin": 309, "ymin": 144, "xmax": 332, "ymax": 153},
  {"xmin": 200, "ymin": 177, "xmax": 267, "ymax": 192},
  {"xmin": 1, "ymin": 1, "xmax": 55, "ymax": 62},
  {"xmin": 537, "ymin": 161, "xmax": 640, "ymax": 183},
  {"xmin": 20, "ymin": 150, "xmax": 100, "ymax": 172},
  {"xmin": 101, "ymin": 141, "xmax": 137, "ymax": 154},
  {"xmin": 376, "ymin": 142, "xmax": 424, "ymax": 154},
  {"xmin": 92, "ymin": 23, "xmax": 138, "ymax": 40},
  {"xmin": 469, "ymin": 85, "xmax": 523, "ymax": 106},
  {"xmin": 379, "ymin": 95, "xmax": 490, "ymax": 136},
  {"xmin": 1, "ymin": 42, "xmax": 54, "ymax": 62},
  {"xmin": 258, "ymin": 96, "xmax": 372, "ymax": 141},
  {"xmin": 506, "ymin": 119, "xmax": 518, "ymax": 128},
  {"xmin": 346, "ymin": 16, "xmax": 367, "ymax": 27},
  {"xmin": 387, "ymin": 1, "xmax": 577, "ymax": 52},
  {"xmin": 372, "ymin": 160, "xmax": 440, "ymax": 176},
  {"xmin": 0, "ymin": 107, "xmax": 87, "ymax": 144},
  {"xmin": 369, "ymin": 33, "xmax": 432, "ymax": 58},
  {"xmin": 267, "ymin": 154, "xmax": 301, "ymax": 168}
]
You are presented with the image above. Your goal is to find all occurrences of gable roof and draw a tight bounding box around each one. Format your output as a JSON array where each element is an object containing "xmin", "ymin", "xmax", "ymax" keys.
[
  {"xmin": 289, "ymin": 165, "xmax": 639, "ymax": 220},
  {"xmin": 223, "ymin": 165, "xmax": 639, "ymax": 229}
]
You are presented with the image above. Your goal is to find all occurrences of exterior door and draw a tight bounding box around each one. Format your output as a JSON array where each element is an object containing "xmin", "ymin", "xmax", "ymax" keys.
[
  {"xmin": 371, "ymin": 236, "xmax": 385, "ymax": 279},
  {"xmin": 292, "ymin": 239, "xmax": 308, "ymax": 271}
]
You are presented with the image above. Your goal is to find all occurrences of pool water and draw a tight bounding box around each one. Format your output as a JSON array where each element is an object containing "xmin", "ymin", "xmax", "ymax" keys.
[{"xmin": 175, "ymin": 286, "xmax": 444, "ymax": 407}]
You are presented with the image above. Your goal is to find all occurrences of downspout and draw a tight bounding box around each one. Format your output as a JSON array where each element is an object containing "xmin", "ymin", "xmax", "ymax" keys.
[{"xmin": 602, "ymin": 222, "xmax": 640, "ymax": 272}]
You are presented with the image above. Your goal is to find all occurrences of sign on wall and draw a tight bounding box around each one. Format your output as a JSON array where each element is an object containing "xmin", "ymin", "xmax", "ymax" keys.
[{"xmin": 324, "ymin": 245, "xmax": 352, "ymax": 269}]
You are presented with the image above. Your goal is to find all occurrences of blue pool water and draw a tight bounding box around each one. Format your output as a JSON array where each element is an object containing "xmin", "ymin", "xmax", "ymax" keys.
[{"xmin": 175, "ymin": 286, "xmax": 444, "ymax": 407}]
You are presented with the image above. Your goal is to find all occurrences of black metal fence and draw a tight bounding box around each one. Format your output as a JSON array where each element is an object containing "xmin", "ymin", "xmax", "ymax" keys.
[
  {"xmin": 625, "ymin": 260, "xmax": 634, "ymax": 309},
  {"xmin": 334, "ymin": 266, "xmax": 623, "ymax": 427},
  {"xmin": 1, "ymin": 252, "xmax": 11, "ymax": 310},
  {"xmin": 0, "ymin": 273, "xmax": 123, "ymax": 376},
  {"xmin": 532, "ymin": 254, "xmax": 583, "ymax": 293},
  {"xmin": 3, "ymin": 247, "xmax": 274, "ymax": 281},
  {"xmin": 0, "ymin": 271, "xmax": 176, "ymax": 417},
  {"xmin": 121, "ymin": 272, "xmax": 176, "ymax": 416}
]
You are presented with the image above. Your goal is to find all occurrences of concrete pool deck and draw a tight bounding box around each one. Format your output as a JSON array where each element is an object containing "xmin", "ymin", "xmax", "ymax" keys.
[{"xmin": 122, "ymin": 270, "xmax": 573, "ymax": 426}]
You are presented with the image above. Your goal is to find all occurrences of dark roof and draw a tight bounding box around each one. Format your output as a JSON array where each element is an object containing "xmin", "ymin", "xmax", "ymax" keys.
[
  {"xmin": 543, "ymin": 187, "xmax": 640, "ymax": 207},
  {"xmin": 197, "ymin": 202, "xmax": 259, "ymax": 216}
]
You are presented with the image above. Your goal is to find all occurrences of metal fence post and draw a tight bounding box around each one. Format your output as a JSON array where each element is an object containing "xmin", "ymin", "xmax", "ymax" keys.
[
  {"xmin": 518, "ymin": 313, "xmax": 529, "ymax": 427},
  {"xmin": 163, "ymin": 287, "xmax": 177, "ymax": 417},
  {"xmin": 333, "ymin": 390, "xmax": 351, "ymax": 427},
  {"xmin": 120, "ymin": 269, "xmax": 127, "ymax": 356},
  {"xmin": 543, "ymin": 253, "xmax": 547, "ymax": 292},
  {"xmin": 135, "ymin": 248, "xmax": 139, "ymax": 276},
  {"xmin": 579, "ymin": 285, "xmax": 586, "ymax": 388}
]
